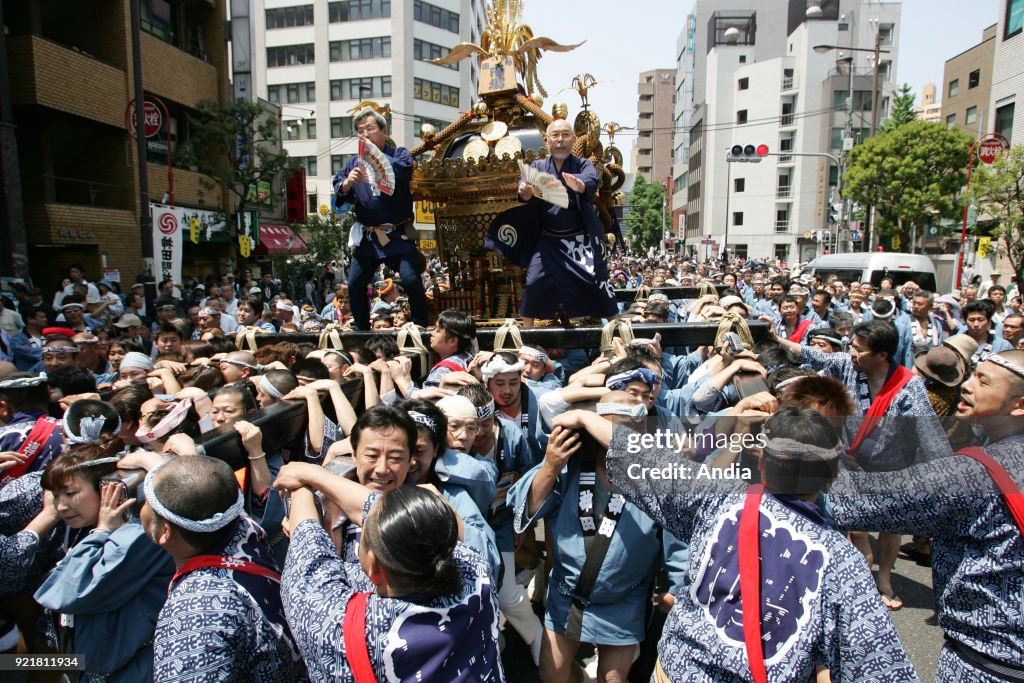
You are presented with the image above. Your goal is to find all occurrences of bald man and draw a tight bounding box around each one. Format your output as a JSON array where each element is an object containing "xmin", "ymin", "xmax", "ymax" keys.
[
  {"xmin": 829, "ymin": 349, "xmax": 1024, "ymax": 681},
  {"xmin": 486, "ymin": 118, "xmax": 617, "ymax": 327}
]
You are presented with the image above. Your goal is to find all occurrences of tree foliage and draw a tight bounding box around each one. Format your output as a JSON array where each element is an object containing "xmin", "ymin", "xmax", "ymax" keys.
[
  {"xmin": 843, "ymin": 121, "xmax": 973, "ymax": 247},
  {"xmin": 271, "ymin": 212, "xmax": 352, "ymax": 289},
  {"xmin": 970, "ymin": 145, "xmax": 1024, "ymax": 286},
  {"xmin": 624, "ymin": 175, "xmax": 667, "ymax": 252},
  {"xmin": 181, "ymin": 99, "xmax": 293, "ymax": 239},
  {"xmin": 879, "ymin": 83, "xmax": 916, "ymax": 133}
]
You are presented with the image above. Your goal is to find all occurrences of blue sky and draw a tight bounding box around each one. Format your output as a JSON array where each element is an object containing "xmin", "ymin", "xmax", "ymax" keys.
[{"xmin": 520, "ymin": 0, "xmax": 1001, "ymax": 171}]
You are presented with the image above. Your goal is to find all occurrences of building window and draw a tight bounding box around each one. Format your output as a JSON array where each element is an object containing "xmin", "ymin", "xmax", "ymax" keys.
[
  {"xmin": 995, "ymin": 103, "xmax": 1015, "ymax": 143},
  {"xmin": 331, "ymin": 76, "xmax": 392, "ymax": 100},
  {"xmin": 736, "ymin": 110, "xmax": 748, "ymax": 124},
  {"xmin": 878, "ymin": 60, "xmax": 892, "ymax": 82},
  {"xmin": 834, "ymin": 90, "xmax": 872, "ymax": 111},
  {"xmin": 267, "ymin": 82, "xmax": 316, "ymax": 104},
  {"xmin": 283, "ymin": 118, "xmax": 316, "ymax": 141},
  {"xmin": 774, "ymin": 244, "xmax": 789, "ymax": 261},
  {"xmin": 307, "ymin": 194, "xmax": 318, "ymax": 215},
  {"xmin": 878, "ymin": 23, "xmax": 895, "ymax": 46},
  {"xmin": 775, "ymin": 209, "xmax": 789, "ymax": 233},
  {"xmin": 946, "ymin": 113, "xmax": 957, "ymax": 128},
  {"xmin": 412, "ymin": 116, "xmax": 450, "ymax": 135},
  {"xmin": 738, "ymin": 55, "xmax": 747, "ymax": 63},
  {"xmin": 966, "ymin": 106, "xmax": 978, "ymax": 125},
  {"xmin": 414, "ymin": 39, "xmax": 458, "ymax": 69},
  {"xmin": 413, "ymin": 0, "xmax": 459, "ymax": 33},
  {"xmin": 294, "ymin": 156, "xmax": 318, "ymax": 176},
  {"xmin": 969, "ymin": 69, "xmax": 981, "ymax": 89},
  {"xmin": 734, "ymin": 178, "xmax": 745, "ymax": 192},
  {"xmin": 331, "ymin": 117, "xmax": 354, "ymax": 139},
  {"xmin": 733, "ymin": 212, "xmax": 743, "ymax": 226},
  {"xmin": 733, "ymin": 244, "xmax": 748, "ymax": 260},
  {"xmin": 331, "ymin": 154, "xmax": 354, "ymax": 174},
  {"xmin": 329, "ymin": 36, "xmax": 391, "ymax": 61},
  {"xmin": 830, "ymin": 127, "xmax": 844, "ymax": 149},
  {"xmin": 328, "ymin": 0, "xmax": 391, "ymax": 22},
  {"xmin": 265, "ymin": 5, "xmax": 314, "ymax": 29},
  {"xmin": 1006, "ymin": 0, "xmax": 1023, "ymax": 39},
  {"xmin": 267, "ymin": 44, "xmax": 315, "ymax": 67},
  {"xmin": 413, "ymin": 78, "xmax": 460, "ymax": 108},
  {"xmin": 948, "ymin": 79, "xmax": 959, "ymax": 98},
  {"xmin": 738, "ymin": 77, "xmax": 749, "ymax": 90}
]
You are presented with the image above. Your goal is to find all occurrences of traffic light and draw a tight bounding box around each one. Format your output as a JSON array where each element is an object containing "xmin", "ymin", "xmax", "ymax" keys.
[
  {"xmin": 828, "ymin": 202, "xmax": 843, "ymax": 224},
  {"xmin": 726, "ymin": 144, "xmax": 769, "ymax": 162}
]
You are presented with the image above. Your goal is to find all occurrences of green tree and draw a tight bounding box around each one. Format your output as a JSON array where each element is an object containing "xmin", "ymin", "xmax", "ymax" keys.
[
  {"xmin": 970, "ymin": 145, "xmax": 1024, "ymax": 286},
  {"xmin": 879, "ymin": 83, "xmax": 916, "ymax": 133},
  {"xmin": 272, "ymin": 212, "xmax": 352, "ymax": 285},
  {"xmin": 844, "ymin": 120, "xmax": 973, "ymax": 249},
  {"xmin": 624, "ymin": 175, "xmax": 667, "ymax": 252},
  {"xmin": 181, "ymin": 99, "xmax": 293, "ymax": 257}
]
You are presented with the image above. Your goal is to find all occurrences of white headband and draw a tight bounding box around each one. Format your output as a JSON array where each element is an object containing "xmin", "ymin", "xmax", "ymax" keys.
[
  {"xmin": 259, "ymin": 375, "xmax": 284, "ymax": 400},
  {"xmin": 143, "ymin": 467, "xmax": 244, "ymax": 533},
  {"xmin": 986, "ymin": 354, "xmax": 1024, "ymax": 380},
  {"xmin": 63, "ymin": 413, "xmax": 121, "ymax": 446},
  {"xmin": 408, "ymin": 410, "xmax": 438, "ymax": 431},
  {"xmin": 437, "ymin": 395, "xmax": 477, "ymax": 420},
  {"xmin": 595, "ymin": 402, "xmax": 648, "ymax": 422},
  {"xmin": 518, "ymin": 346, "xmax": 550, "ymax": 364},
  {"xmin": 476, "ymin": 399, "xmax": 496, "ymax": 420},
  {"xmin": 0, "ymin": 372, "xmax": 47, "ymax": 389},
  {"xmin": 763, "ymin": 436, "xmax": 842, "ymax": 463},
  {"xmin": 482, "ymin": 357, "xmax": 525, "ymax": 383}
]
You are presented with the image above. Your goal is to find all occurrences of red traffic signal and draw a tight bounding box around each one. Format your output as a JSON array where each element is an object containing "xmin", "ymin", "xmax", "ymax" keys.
[{"xmin": 727, "ymin": 144, "xmax": 767, "ymax": 163}]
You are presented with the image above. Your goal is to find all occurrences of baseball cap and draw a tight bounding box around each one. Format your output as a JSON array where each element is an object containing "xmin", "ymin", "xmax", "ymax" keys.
[{"xmin": 114, "ymin": 314, "xmax": 144, "ymax": 328}]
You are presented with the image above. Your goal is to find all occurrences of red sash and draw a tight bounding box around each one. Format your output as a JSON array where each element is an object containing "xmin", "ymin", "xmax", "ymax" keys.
[
  {"xmin": 738, "ymin": 484, "xmax": 768, "ymax": 683},
  {"xmin": 846, "ymin": 365, "xmax": 914, "ymax": 456},
  {"xmin": 787, "ymin": 319, "xmax": 814, "ymax": 343},
  {"xmin": 958, "ymin": 447, "xmax": 1024, "ymax": 535},
  {"xmin": 2, "ymin": 416, "xmax": 60, "ymax": 483},
  {"xmin": 169, "ymin": 554, "xmax": 281, "ymax": 595},
  {"xmin": 433, "ymin": 359, "xmax": 465, "ymax": 373},
  {"xmin": 344, "ymin": 592, "xmax": 377, "ymax": 683}
]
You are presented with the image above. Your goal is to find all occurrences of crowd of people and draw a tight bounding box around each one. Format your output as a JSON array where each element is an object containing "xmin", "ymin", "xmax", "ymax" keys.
[{"xmin": 0, "ymin": 244, "xmax": 1022, "ymax": 682}]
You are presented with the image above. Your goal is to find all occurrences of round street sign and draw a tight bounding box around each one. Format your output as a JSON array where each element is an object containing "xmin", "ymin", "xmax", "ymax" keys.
[
  {"xmin": 125, "ymin": 99, "xmax": 162, "ymax": 139},
  {"xmin": 977, "ymin": 133, "xmax": 1009, "ymax": 165}
]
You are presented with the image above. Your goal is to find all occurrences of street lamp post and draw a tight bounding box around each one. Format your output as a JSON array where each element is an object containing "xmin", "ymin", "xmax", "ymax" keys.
[{"xmin": 814, "ymin": 40, "xmax": 890, "ymax": 251}]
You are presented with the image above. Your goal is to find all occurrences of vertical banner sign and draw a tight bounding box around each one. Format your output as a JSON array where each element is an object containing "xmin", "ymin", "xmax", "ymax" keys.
[{"xmin": 151, "ymin": 204, "xmax": 183, "ymax": 285}]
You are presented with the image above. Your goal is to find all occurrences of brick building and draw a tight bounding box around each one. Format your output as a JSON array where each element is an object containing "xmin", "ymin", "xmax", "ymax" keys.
[{"xmin": 4, "ymin": 0, "xmax": 230, "ymax": 289}]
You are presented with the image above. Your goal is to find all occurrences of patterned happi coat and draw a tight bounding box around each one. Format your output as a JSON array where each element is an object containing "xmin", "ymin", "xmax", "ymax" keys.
[
  {"xmin": 605, "ymin": 426, "xmax": 918, "ymax": 682},
  {"xmin": 153, "ymin": 516, "xmax": 308, "ymax": 682},
  {"xmin": 830, "ymin": 433, "xmax": 1024, "ymax": 682}
]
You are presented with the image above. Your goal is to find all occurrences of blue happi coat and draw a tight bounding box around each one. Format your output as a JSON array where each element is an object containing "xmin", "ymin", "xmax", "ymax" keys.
[
  {"xmin": 605, "ymin": 426, "xmax": 918, "ymax": 681},
  {"xmin": 35, "ymin": 522, "xmax": 174, "ymax": 682},
  {"xmin": 282, "ymin": 495, "xmax": 504, "ymax": 683},
  {"xmin": 829, "ymin": 434, "xmax": 1024, "ymax": 682},
  {"xmin": 509, "ymin": 455, "xmax": 688, "ymax": 645}
]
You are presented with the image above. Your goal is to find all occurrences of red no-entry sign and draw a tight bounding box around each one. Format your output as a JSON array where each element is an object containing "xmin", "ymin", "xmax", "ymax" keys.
[
  {"xmin": 977, "ymin": 133, "xmax": 1009, "ymax": 165},
  {"xmin": 125, "ymin": 99, "xmax": 163, "ymax": 139}
]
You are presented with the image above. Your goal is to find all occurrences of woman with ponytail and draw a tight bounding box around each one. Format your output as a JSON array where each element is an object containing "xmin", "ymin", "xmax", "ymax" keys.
[{"xmin": 279, "ymin": 480, "xmax": 503, "ymax": 682}]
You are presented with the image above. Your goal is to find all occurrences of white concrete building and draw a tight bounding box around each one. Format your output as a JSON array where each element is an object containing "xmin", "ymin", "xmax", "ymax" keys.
[
  {"xmin": 673, "ymin": 0, "xmax": 901, "ymax": 263},
  {"xmin": 250, "ymin": 0, "xmax": 484, "ymax": 228},
  {"xmin": 990, "ymin": 0, "xmax": 1023, "ymax": 144}
]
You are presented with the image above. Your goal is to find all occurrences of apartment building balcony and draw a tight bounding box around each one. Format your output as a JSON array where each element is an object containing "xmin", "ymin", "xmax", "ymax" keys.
[
  {"xmin": 776, "ymin": 186, "xmax": 793, "ymax": 200},
  {"xmin": 774, "ymin": 219, "xmax": 790, "ymax": 233},
  {"xmin": 781, "ymin": 75, "xmax": 798, "ymax": 91},
  {"xmin": 8, "ymin": 35, "xmax": 127, "ymax": 128}
]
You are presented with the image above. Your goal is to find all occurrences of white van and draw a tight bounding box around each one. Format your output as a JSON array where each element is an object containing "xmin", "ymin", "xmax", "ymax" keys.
[{"xmin": 800, "ymin": 253, "xmax": 938, "ymax": 291}]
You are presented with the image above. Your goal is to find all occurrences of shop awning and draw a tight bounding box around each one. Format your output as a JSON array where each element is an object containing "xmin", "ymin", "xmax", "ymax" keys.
[{"xmin": 255, "ymin": 224, "xmax": 308, "ymax": 255}]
